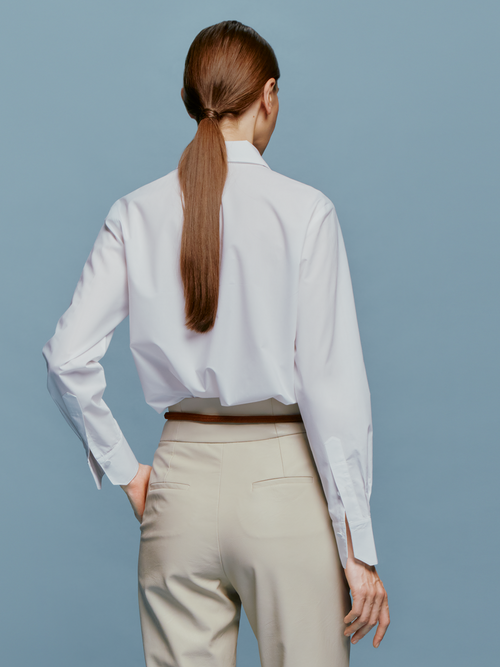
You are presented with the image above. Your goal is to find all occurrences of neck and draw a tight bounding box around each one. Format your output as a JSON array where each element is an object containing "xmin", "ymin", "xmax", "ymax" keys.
[
  {"xmin": 220, "ymin": 121, "xmax": 256, "ymax": 146},
  {"xmin": 218, "ymin": 101, "xmax": 268, "ymax": 155}
]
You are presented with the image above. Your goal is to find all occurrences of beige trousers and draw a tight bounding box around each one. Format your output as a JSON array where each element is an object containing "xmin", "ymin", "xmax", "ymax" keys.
[{"xmin": 138, "ymin": 398, "xmax": 351, "ymax": 667}]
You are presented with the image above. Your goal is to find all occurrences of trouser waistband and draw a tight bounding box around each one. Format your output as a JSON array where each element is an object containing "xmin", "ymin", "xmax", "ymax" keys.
[{"xmin": 161, "ymin": 398, "xmax": 306, "ymax": 442}]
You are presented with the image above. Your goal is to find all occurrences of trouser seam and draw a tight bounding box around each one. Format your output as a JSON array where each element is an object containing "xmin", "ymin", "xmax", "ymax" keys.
[
  {"xmin": 216, "ymin": 445, "xmax": 231, "ymax": 587},
  {"xmin": 271, "ymin": 402, "xmax": 285, "ymax": 476}
]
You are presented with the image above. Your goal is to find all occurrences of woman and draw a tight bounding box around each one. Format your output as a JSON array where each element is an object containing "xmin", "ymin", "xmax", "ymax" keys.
[{"xmin": 42, "ymin": 19, "xmax": 389, "ymax": 667}]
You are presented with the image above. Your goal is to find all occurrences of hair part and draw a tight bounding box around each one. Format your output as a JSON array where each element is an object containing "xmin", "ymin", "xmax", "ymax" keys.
[{"xmin": 178, "ymin": 20, "xmax": 280, "ymax": 333}]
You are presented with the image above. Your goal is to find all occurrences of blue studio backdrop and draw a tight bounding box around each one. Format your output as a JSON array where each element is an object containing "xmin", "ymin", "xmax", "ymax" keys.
[{"xmin": 0, "ymin": 1, "xmax": 498, "ymax": 666}]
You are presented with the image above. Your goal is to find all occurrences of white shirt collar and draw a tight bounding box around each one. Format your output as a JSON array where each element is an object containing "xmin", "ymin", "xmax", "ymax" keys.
[{"xmin": 225, "ymin": 140, "xmax": 270, "ymax": 169}]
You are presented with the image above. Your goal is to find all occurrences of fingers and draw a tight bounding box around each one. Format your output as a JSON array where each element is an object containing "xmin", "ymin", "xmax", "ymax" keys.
[
  {"xmin": 344, "ymin": 588, "xmax": 367, "ymax": 627},
  {"xmin": 344, "ymin": 589, "xmax": 372, "ymax": 644},
  {"xmin": 350, "ymin": 583, "xmax": 383, "ymax": 644},
  {"xmin": 344, "ymin": 579, "xmax": 390, "ymax": 646},
  {"xmin": 372, "ymin": 589, "xmax": 390, "ymax": 647}
]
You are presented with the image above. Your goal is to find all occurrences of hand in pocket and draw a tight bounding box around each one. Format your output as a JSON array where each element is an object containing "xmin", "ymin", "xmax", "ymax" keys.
[{"xmin": 121, "ymin": 463, "xmax": 153, "ymax": 523}]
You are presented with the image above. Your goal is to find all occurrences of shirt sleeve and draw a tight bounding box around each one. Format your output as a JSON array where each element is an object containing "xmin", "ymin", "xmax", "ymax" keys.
[
  {"xmin": 42, "ymin": 199, "xmax": 140, "ymax": 490},
  {"xmin": 294, "ymin": 197, "xmax": 377, "ymax": 568}
]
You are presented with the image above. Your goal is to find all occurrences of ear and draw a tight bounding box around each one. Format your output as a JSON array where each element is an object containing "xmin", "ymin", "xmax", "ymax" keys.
[{"xmin": 262, "ymin": 78, "xmax": 277, "ymax": 115}]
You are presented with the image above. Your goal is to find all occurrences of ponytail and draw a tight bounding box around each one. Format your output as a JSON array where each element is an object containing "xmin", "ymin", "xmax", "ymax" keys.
[
  {"xmin": 178, "ymin": 114, "xmax": 227, "ymax": 333},
  {"xmin": 178, "ymin": 20, "xmax": 280, "ymax": 333}
]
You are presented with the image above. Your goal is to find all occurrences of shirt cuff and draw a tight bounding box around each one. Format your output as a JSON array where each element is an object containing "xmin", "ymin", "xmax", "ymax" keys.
[
  {"xmin": 333, "ymin": 516, "xmax": 378, "ymax": 569},
  {"xmin": 90, "ymin": 435, "xmax": 140, "ymax": 488},
  {"xmin": 349, "ymin": 517, "xmax": 378, "ymax": 566}
]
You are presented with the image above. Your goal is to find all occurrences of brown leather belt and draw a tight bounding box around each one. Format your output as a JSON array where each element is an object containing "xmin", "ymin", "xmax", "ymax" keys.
[{"xmin": 164, "ymin": 411, "xmax": 303, "ymax": 423}]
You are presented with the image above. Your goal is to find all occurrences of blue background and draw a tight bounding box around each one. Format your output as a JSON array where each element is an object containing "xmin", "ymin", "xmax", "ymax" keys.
[{"xmin": 1, "ymin": 1, "xmax": 498, "ymax": 665}]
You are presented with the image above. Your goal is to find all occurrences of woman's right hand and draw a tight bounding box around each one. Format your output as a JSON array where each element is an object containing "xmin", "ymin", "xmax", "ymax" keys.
[{"xmin": 342, "ymin": 515, "xmax": 390, "ymax": 648}]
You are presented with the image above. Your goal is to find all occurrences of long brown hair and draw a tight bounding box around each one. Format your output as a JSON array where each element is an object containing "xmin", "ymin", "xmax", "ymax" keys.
[{"xmin": 178, "ymin": 20, "xmax": 280, "ymax": 333}]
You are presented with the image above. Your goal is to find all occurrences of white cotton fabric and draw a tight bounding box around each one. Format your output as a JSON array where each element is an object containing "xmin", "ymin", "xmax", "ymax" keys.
[{"xmin": 42, "ymin": 140, "xmax": 377, "ymax": 566}]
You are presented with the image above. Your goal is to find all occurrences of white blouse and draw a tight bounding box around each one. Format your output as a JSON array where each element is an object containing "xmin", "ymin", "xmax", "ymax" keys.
[{"xmin": 42, "ymin": 139, "xmax": 377, "ymax": 567}]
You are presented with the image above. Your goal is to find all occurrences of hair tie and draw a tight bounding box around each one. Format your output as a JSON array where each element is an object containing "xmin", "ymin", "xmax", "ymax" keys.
[{"xmin": 200, "ymin": 108, "xmax": 222, "ymax": 122}]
